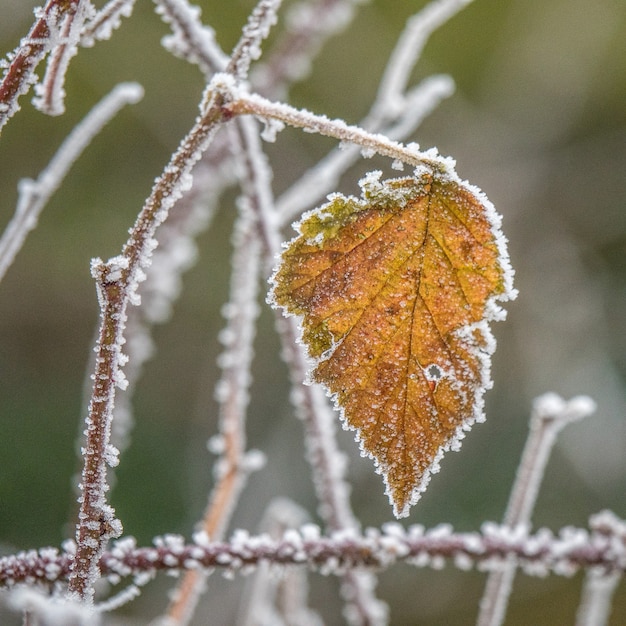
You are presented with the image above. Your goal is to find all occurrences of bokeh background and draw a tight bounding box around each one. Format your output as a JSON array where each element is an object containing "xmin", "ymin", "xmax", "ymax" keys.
[{"xmin": 0, "ymin": 0, "xmax": 625, "ymax": 623}]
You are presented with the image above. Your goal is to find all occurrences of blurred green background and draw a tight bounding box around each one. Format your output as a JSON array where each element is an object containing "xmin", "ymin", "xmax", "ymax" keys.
[{"xmin": 0, "ymin": 0, "xmax": 625, "ymax": 623}]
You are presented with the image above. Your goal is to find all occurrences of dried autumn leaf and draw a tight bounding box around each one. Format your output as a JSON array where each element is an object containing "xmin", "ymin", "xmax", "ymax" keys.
[{"xmin": 270, "ymin": 169, "xmax": 516, "ymax": 518}]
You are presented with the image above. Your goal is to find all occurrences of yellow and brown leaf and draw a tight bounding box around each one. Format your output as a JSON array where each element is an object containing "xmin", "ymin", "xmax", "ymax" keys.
[{"xmin": 270, "ymin": 169, "xmax": 516, "ymax": 518}]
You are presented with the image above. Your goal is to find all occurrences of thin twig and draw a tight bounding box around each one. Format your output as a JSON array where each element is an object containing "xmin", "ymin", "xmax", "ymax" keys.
[
  {"xmin": 80, "ymin": 0, "xmax": 137, "ymax": 46},
  {"xmin": 0, "ymin": 0, "xmax": 83, "ymax": 133},
  {"xmin": 226, "ymin": 0, "xmax": 283, "ymax": 80},
  {"xmin": 32, "ymin": 0, "xmax": 94, "ymax": 116},
  {"xmin": 370, "ymin": 0, "xmax": 473, "ymax": 121},
  {"xmin": 251, "ymin": 0, "xmax": 365, "ymax": 97},
  {"xmin": 154, "ymin": 0, "xmax": 228, "ymax": 76},
  {"xmin": 237, "ymin": 499, "xmax": 322, "ymax": 626},
  {"xmin": 224, "ymin": 87, "xmax": 452, "ymax": 173},
  {"xmin": 575, "ymin": 510, "xmax": 626, "ymax": 626}
]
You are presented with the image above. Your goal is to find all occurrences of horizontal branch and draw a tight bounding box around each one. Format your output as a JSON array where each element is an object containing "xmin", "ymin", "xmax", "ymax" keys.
[{"xmin": 3, "ymin": 515, "xmax": 625, "ymax": 589}]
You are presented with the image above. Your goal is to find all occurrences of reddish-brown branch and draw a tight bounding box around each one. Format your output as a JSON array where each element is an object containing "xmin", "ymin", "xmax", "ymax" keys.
[
  {"xmin": 0, "ymin": 0, "xmax": 81, "ymax": 132},
  {"xmin": 2, "ymin": 520, "xmax": 625, "ymax": 590},
  {"xmin": 68, "ymin": 87, "xmax": 231, "ymax": 603}
]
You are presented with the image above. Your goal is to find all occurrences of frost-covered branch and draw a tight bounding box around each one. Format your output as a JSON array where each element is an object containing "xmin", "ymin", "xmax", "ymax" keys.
[
  {"xmin": 68, "ymin": 80, "xmax": 233, "ymax": 604},
  {"xmin": 251, "ymin": 0, "xmax": 365, "ymax": 97},
  {"xmin": 0, "ymin": 0, "xmax": 136, "ymax": 132},
  {"xmin": 32, "ymin": 0, "xmax": 95, "ymax": 116},
  {"xmin": 237, "ymin": 499, "xmax": 322, "ymax": 626},
  {"xmin": 224, "ymin": 87, "xmax": 452, "ymax": 173},
  {"xmin": 3, "ymin": 516, "xmax": 625, "ymax": 589},
  {"xmin": 575, "ymin": 510, "xmax": 626, "ymax": 626},
  {"xmin": 0, "ymin": 82, "xmax": 143, "ymax": 284},
  {"xmin": 369, "ymin": 0, "xmax": 472, "ymax": 121},
  {"xmin": 478, "ymin": 394, "xmax": 596, "ymax": 626},
  {"xmin": 0, "ymin": 0, "xmax": 83, "ymax": 132},
  {"xmin": 80, "ymin": 0, "xmax": 137, "ymax": 47},
  {"xmin": 226, "ymin": 0, "xmax": 282, "ymax": 80},
  {"xmin": 110, "ymin": 164, "xmax": 221, "ymax": 452},
  {"xmin": 154, "ymin": 0, "xmax": 228, "ymax": 76}
]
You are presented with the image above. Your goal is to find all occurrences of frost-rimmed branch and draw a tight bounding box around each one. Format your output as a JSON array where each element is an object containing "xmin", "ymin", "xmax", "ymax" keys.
[
  {"xmin": 370, "ymin": 0, "xmax": 473, "ymax": 121},
  {"xmin": 80, "ymin": 0, "xmax": 137, "ymax": 47},
  {"xmin": 32, "ymin": 0, "xmax": 95, "ymax": 116},
  {"xmin": 223, "ymin": 86, "xmax": 453, "ymax": 173},
  {"xmin": 109, "ymin": 164, "xmax": 222, "ymax": 452},
  {"xmin": 251, "ymin": 0, "xmax": 366, "ymax": 97},
  {"xmin": 0, "ymin": 82, "xmax": 143, "ymax": 284},
  {"xmin": 0, "ymin": 0, "xmax": 82, "ymax": 132},
  {"xmin": 154, "ymin": 0, "xmax": 228, "ymax": 76},
  {"xmin": 3, "ymin": 516, "xmax": 626, "ymax": 590},
  {"xmin": 226, "ymin": 0, "xmax": 282, "ymax": 80},
  {"xmin": 0, "ymin": 0, "xmax": 136, "ymax": 133},
  {"xmin": 67, "ymin": 78, "xmax": 235, "ymax": 604},
  {"xmin": 237, "ymin": 499, "xmax": 322, "ymax": 625},
  {"xmin": 477, "ymin": 393, "xmax": 597, "ymax": 626}
]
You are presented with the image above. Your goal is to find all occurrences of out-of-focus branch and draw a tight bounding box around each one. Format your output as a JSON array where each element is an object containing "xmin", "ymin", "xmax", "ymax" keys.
[
  {"xmin": 162, "ymin": 152, "xmax": 264, "ymax": 626},
  {"xmin": 477, "ymin": 394, "xmax": 596, "ymax": 626},
  {"xmin": 0, "ymin": 82, "xmax": 143, "ymax": 284}
]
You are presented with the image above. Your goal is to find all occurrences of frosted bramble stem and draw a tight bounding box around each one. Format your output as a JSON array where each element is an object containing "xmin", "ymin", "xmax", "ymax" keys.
[
  {"xmin": 576, "ymin": 570, "xmax": 621, "ymax": 626},
  {"xmin": 226, "ymin": 0, "xmax": 282, "ymax": 80},
  {"xmin": 224, "ymin": 87, "xmax": 452, "ymax": 173},
  {"xmin": 0, "ymin": 0, "xmax": 83, "ymax": 133},
  {"xmin": 68, "ymin": 78, "xmax": 232, "ymax": 604},
  {"xmin": 0, "ymin": 82, "xmax": 143, "ymax": 284},
  {"xmin": 371, "ymin": 0, "xmax": 472, "ymax": 120},
  {"xmin": 154, "ymin": 0, "xmax": 228, "ymax": 75},
  {"xmin": 80, "ymin": 0, "xmax": 137, "ymax": 46},
  {"xmin": 110, "ymin": 168, "xmax": 220, "ymax": 452},
  {"xmin": 251, "ymin": 0, "xmax": 363, "ymax": 95},
  {"xmin": 238, "ymin": 499, "xmax": 321, "ymax": 626},
  {"xmin": 3, "ymin": 517, "xmax": 626, "ymax": 588},
  {"xmin": 32, "ymin": 0, "xmax": 95, "ymax": 116},
  {"xmin": 477, "ymin": 393, "xmax": 596, "ymax": 626}
]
